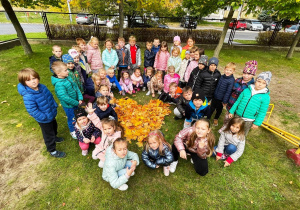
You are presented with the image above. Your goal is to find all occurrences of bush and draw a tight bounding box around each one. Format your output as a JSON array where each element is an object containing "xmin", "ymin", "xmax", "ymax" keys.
[
  {"xmin": 49, "ymin": 24, "xmax": 222, "ymax": 44},
  {"xmin": 256, "ymin": 31, "xmax": 300, "ymax": 46}
]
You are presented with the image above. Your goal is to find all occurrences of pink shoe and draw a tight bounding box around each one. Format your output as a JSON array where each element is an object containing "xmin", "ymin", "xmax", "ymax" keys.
[
  {"xmin": 137, "ymin": 88, "xmax": 141, "ymax": 91},
  {"xmin": 132, "ymin": 89, "xmax": 136, "ymax": 94}
]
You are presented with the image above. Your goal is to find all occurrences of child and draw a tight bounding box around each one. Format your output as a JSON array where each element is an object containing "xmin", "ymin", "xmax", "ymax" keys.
[
  {"xmin": 148, "ymin": 71, "xmax": 164, "ymax": 97},
  {"xmin": 151, "ymin": 38, "xmax": 160, "ymax": 56},
  {"xmin": 87, "ymin": 36, "xmax": 103, "ymax": 73},
  {"xmin": 144, "ymin": 41, "xmax": 155, "ymax": 71},
  {"xmin": 74, "ymin": 108, "xmax": 101, "ymax": 156},
  {"xmin": 51, "ymin": 61, "xmax": 83, "ymax": 139},
  {"xmin": 119, "ymin": 70, "xmax": 133, "ymax": 95},
  {"xmin": 92, "ymin": 69, "xmax": 112, "ymax": 95},
  {"xmin": 116, "ymin": 37, "xmax": 131, "ymax": 81},
  {"xmin": 102, "ymin": 39, "xmax": 119, "ymax": 71},
  {"xmin": 184, "ymin": 48, "xmax": 204, "ymax": 82},
  {"xmin": 184, "ymin": 91, "xmax": 210, "ymax": 128},
  {"xmin": 125, "ymin": 35, "xmax": 141, "ymax": 75},
  {"xmin": 170, "ymin": 35, "xmax": 182, "ymax": 54},
  {"xmin": 106, "ymin": 67, "xmax": 122, "ymax": 95},
  {"xmin": 167, "ymin": 47, "xmax": 182, "ymax": 73},
  {"xmin": 163, "ymin": 66, "xmax": 180, "ymax": 93},
  {"xmin": 187, "ymin": 55, "xmax": 208, "ymax": 91},
  {"xmin": 210, "ymin": 62, "xmax": 236, "ymax": 126},
  {"xmin": 171, "ymin": 119, "xmax": 215, "ymax": 176},
  {"xmin": 229, "ymin": 71, "xmax": 272, "ymax": 136},
  {"xmin": 174, "ymin": 86, "xmax": 193, "ymax": 120},
  {"xmin": 49, "ymin": 45, "xmax": 62, "ymax": 74},
  {"xmin": 131, "ymin": 68, "xmax": 144, "ymax": 93},
  {"xmin": 62, "ymin": 53, "xmax": 83, "ymax": 92},
  {"xmin": 95, "ymin": 85, "xmax": 115, "ymax": 108},
  {"xmin": 178, "ymin": 51, "xmax": 190, "ymax": 86},
  {"xmin": 154, "ymin": 41, "xmax": 170, "ymax": 78},
  {"xmin": 181, "ymin": 37, "xmax": 195, "ymax": 59},
  {"xmin": 142, "ymin": 130, "xmax": 174, "ymax": 176},
  {"xmin": 93, "ymin": 96, "xmax": 118, "ymax": 121},
  {"xmin": 143, "ymin": 67, "xmax": 153, "ymax": 93},
  {"xmin": 115, "ymin": 44, "xmax": 120, "ymax": 50},
  {"xmin": 214, "ymin": 117, "xmax": 245, "ymax": 167},
  {"xmin": 18, "ymin": 68, "xmax": 65, "ymax": 158},
  {"xmin": 68, "ymin": 49, "xmax": 87, "ymax": 92},
  {"xmin": 158, "ymin": 82, "xmax": 182, "ymax": 104},
  {"xmin": 76, "ymin": 38, "xmax": 90, "ymax": 71},
  {"xmin": 102, "ymin": 138, "xmax": 139, "ymax": 191}
]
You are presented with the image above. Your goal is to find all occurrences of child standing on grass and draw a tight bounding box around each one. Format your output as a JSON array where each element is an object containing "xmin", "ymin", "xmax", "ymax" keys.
[
  {"xmin": 62, "ymin": 53, "xmax": 83, "ymax": 92},
  {"xmin": 181, "ymin": 37, "xmax": 195, "ymax": 59},
  {"xmin": 143, "ymin": 66, "xmax": 153, "ymax": 92},
  {"xmin": 93, "ymin": 96, "xmax": 118, "ymax": 121},
  {"xmin": 18, "ymin": 68, "xmax": 66, "ymax": 158},
  {"xmin": 49, "ymin": 45, "xmax": 62, "ymax": 74},
  {"xmin": 142, "ymin": 130, "xmax": 174, "ymax": 176},
  {"xmin": 184, "ymin": 48, "xmax": 204, "ymax": 83},
  {"xmin": 163, "ymin": 66, "xmax": 180, "ymax": 93},
  {"xmin": 174, "ymin": 86, "xmax": 193, "ymax": 120},
  {"xmin": 102, "ymin": 39, "xmax": 119, "ymax": 71},
  {"xmin": 125, "ymin": 35, "xmax": 141, "ymax": 75},
  {"xmin": 148, "ymin": 71, "xmax": 164, "ymax": 97},
  {"xmin": 167, "ymin": 47, "xmax": 182, "ymax": 73},
  {"xmin": 74, "ymin": 108, "xmax": 101, "ymax": 156},
  {"xmin": 119, "ymin": 70, "xmax": 133, "ymax": 95},
  {"xmin": 178, "ymin": 50, "xmax": 190, "ymax": 87},
  {"xmin": 151, "ymin": 38, "xmax": 160, "ymax": 56},
  {"xmin": 116, "ymin": 37, "xmax": 131, "ymax": 81},
  {"xmin": 170, "ymin": 35, "xmax": 182, "ymax": 54},
  {"xmin": 87, "ymin": 37, "xmax": 103, "ymax": 73},
  {"xmin": 171, "ymin": 119, "xmax": 215, "ymax": 176},
  {"xmin": 76, "ymin": 38, "xmax": 91, "ymax": 73},
  {"xmin": 213, "ymin": 117, "xmax": 245, "ymax": 167},
  {"xmin": 102, "ymin": 138, "xmax": 139, "ymax": 191},
  {"xmin": 51, "ymin": 61, "xmax": 83, "ymax": 139},
  {"xmin": 106, "ymin": 68, "xmax": 122, "ymax": 95},
  {"xmin": 229, "ymin": 71, "xmax": 272, "ymax": 136},
  {"xmin": 144, "ymin": 41, "xmax": 155, "ymax": 72},
  {"xmin": 154, "ymin": 41, "xmax": 170, "ymax": 78},
  {"xmin": 131, "ymin": 68, "xmax": 144, "ymax": 93},
  {"xmin": 187, "ymin": 55, "xmax": 208, "ymax": 90}
]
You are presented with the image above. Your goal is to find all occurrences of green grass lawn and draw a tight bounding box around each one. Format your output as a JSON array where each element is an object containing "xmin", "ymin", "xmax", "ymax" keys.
[
  {"xmin": 234, "ymin": 40, "xmax": 258, "ymax": 45},
  {"xmin": 0, "ymin": 44, "xmax": 300, "ymax": 209},
  {"xmin": 0, "ymin": 32, "xmax": 47, "ymax": 41}
]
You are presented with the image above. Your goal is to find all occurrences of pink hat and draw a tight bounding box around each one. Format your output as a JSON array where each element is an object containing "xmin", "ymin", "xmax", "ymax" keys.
[
  {"xmin": 173, "ymin": 36, "xmax": 181, "ymax": 42},
  {"xmin": 243, "ymin": 60, "xmax": 257, "ymax": 75},
  {"xmin": 68, "ymin": 49, "xmax": 79, "ymax": 59}
]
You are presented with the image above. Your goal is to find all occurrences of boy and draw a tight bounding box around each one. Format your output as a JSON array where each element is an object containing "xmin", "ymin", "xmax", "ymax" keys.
[
  {"xmin": 158, "ymin": 82, "xmax": 182, "ymax": 104},
  {"xmin": 143, "ymin": 66, "xmax": 153, "ymax": 93},
  {"xmin": 229, "ymin": 71, "xmax": 272, "ymax": 136},
  {"xmin": 151, "ymin": 38, "xmax": 160, "ymax": 56},
  {"xmin": 17, "ymin": 68, "xmax": 65, "ymax": 158},
  {"xmin": 116, "ymin": 37, "xmax": 131, "ymax": 81},
  {"xmin": 125, "ymin": 35, "xmax": 141, "ymax": 75},
  {"xmin": 51, "ymin": 61, "xmax": 83, "ymax": 139},
  {"xmin": 106, "ymin": 68, "xmax": 122, "ymax": 95},
  {"xmin": 49, "ymin": 45, "xmax": 62, "ymax": 74},
  {"xmin": 174, "ymin": 86, "xmax": 193, "ymax": 120},
  {"xmin": 144, "ymin": 41, "xmax": 155, "ymax": 71},
  {"xmin": 93, "ymin": 96, "xmax": 118, "ymax": 121},
  {"xmin": 184, "ymin": 91, "xmax": 210, "ymax": 128},
  {"xmin": 187, "ymin": 55, "xmax": 208, "ymax": 90},
  {"xmin": 75, "ymin": 39, "xmax": 92, "ymax": 74},
  {"xmin": 210, "ymin": 62, "xmax": 236, "ymax": 126}
]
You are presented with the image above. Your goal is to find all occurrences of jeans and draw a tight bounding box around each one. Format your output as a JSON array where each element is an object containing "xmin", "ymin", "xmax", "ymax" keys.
[
  {"xmin": 117, "ymin": 161, "xmax": 132, "ymax": 177},
  {"xmin": 213, "ymin": 144, "xmax": 237, "ymax": 156},
  {"xmin": 63, "ymin": 106, "xmax": 78, "ymax": 132}
]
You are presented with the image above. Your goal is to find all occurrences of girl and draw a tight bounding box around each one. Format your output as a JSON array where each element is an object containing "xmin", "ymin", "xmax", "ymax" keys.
[
  {"xmin": 153, "ymin": 41, "xmax": 170, "ymax": 78},
  {"xmin": 102, "ymin": 39, "xmax": 119, "ymax": 71},
  {"xmin": 170, "ymin": 35, "xmax": 182, "ymax": 54},
  {"xmin": 214, "ymin": 117, "xmax": 245, "ymax": 167},
  {"xmin": 144, "ymin": 67, "xmax": 153, "ymax": 94},
  {"xmin": 178, "ymin": 50, "xmax": 190, "ymax": 87},
  {"xmin": 87, "ymin": 36, "xmax": 103, "ymax": 73},
  {"xmin": 102, "ymin": 138, "xmax": 139, "ymax": 191},
  {"xmin": 148, "ymin": 71, "xmax": 164, "ymax": 98},
  {"xmin": 142, "ymin": 130, "xmax": 174, "ymax": 176},
  {"xmin": 86, "ymin": 103, "xmax": 123, "ymax": 168},
  {"xmin": 119, "ymin": 70, "xmax": 133, "ymax": 95},
  {"xmin": 167, "ymin": 47, "xmax": 182, "ymax": 73},
  {"xmin": 171, "ymin": 118, "xmax": 215, "ymax": 176},
  {"xmin": 163, "ymin": 66, "xmax": 180, "ymax": 93},
  {"xmin": 181, "ymin": 37, "xmax": 195, "ymax": 59},
  {"xmin": 95, "ymin": 85, "xmax": 115, "ymax": 107},
  {"xmin": 184, "ymin": 48, "xmax": 203, "ymax": 82},
  {"xmin": 93, "ymin": 96, "xmax": 118, "ymax": 121},
  {"xmin": 131, "ymin": 68, "xmax": 144, "ymax": 93},
  {"xmin": 74, "ymin": 108, "xmax": 101, "ymax": 156},
  {"xmin": 92, "ymin": 70, "xmax": 111, "ymax": 96}
]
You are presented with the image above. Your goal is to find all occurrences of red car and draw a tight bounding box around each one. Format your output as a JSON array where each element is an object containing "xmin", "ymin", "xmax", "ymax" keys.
[{"xmin": 229, "ymin": 20, "xmax": 247, "ymax": 30}]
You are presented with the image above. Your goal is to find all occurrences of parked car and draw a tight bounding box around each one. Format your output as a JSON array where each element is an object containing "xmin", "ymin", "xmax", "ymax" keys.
[
  {"xmin": 262, "ymin": 22, "xmax": 282, "ymax": 31},
  {"xmin": 285, "ymin": 25, "xmax": 299, "ymax": 33},
  {"xmin": 129, "ymin": 17, "xmax": 168, "ymax": 29},
  {"xmin": 229, "ymin": 20, "xmax": 246, "ymax": 30},
  {"xmin": 94, "ymin": 17, "xmax": 107, "ymax": 25},
  {"xmin": 76, "ymin": 13, "xmax": 93, "ymax": 25},
  {"xmin": 180, "ymin": 16, "xmax": 197, "ymax": 29},
  {"xmin": 106, "ymin": 17, "xmax": 128, "ymax": 28},
  {"xmin": 245, "ymin": 20, "xmax": 263, "ymax": 31}
]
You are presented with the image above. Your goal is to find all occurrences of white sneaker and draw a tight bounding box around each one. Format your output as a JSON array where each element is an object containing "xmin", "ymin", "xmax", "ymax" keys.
[
  {"xmin": 142, "ymin": 87, "xmax": 146, "ymax": 91},
  {"xmin": 169, "ymin": 161, "xmax": 178, "ymax": 173},
  {"xmin": 163, "ymin": 166, "xmax": 170, "ymax": 176},
  {"xmin": 158, "ymin": 91, "xmax": 162, "ymax": 95},
  {"xmin": 82, "ymin": 150, "xmax": 88, "ymax": 156},
  {"xmin": 70, "ymin": 131, "xmax": 77, "ymax": 139},
  {"xmin": 118, "ymin": 184, "xmax": 128, "ymax": 191},
  {"xmin": 131, "ymin": 171, "xmax": 135, "ymax": 176},
  {"xmin": 146, "ymin": 91, "xmax": 151, "ymax": 96},
  {"xmin": 92, "ymin": 153, "xmax": 98, "ymax": 160},
  {"xmin": 191, "ymin": 158, "xmax": 194, "ymax": 164},
  {"xmin": 98, "ymin": 160, "xmax": 104, "ymax": 168}
]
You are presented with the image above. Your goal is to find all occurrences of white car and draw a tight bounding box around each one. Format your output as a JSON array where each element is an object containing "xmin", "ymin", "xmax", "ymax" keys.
[
  {"xmin": 94, "ymin": 17, "xmax": 107, "ymax": 25},
  {"xmin": 285, "ymin": 25, "xmax": 299, "ymax": 33},
  {"xmin": 245, "ymin": 20, "xmax": 263, "ymax": 31},
  {"xmin": 106, "ymin": 17, "xmax": 128, "ymax": 28}
]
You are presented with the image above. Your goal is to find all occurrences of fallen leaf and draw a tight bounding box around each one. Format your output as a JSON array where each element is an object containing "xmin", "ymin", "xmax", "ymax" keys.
[
  {"xmin": 32, "ymin": 128, "xmax": 36, "ymax": 131},
  {"xmin": 47, "ymin": 201, "xmax": 50, "ymax": 205},
  {"xmin": 251, "ymin": 201, "xmax": 253, "ymax": 204},
  {"xmin": 289, "ymin": 181, "xmax": 293, "ymax": 184},
  {"xmin": 13, "ymin": 85, "xmax": 16, "ymax": 87},
  {"xmin": 1, "ymin": 100, "xmax": 7, "ymax": 104},
  {"xmin": 62, "ymin": 203, "xmax": 65, "ymax": 206},
  {"xmin": 7, "ymin": 103, "xmax": 10, "ymax": 106},
  {"xmin": 273, "ymin": 183, "xmax": 277, "ymax": 187},
  {"xmin": 16, "ymin": 123, "xmax": 22, "ymax": 128},
  {"xmin": 165, "ymin": 129, "xmax": 168, "ymax": 132}
]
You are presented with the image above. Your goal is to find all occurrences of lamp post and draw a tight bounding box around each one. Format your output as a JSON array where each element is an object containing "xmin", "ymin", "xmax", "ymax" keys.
[{"xmin": 67, "ymin": 0, "xmax": 72, "ymax": 23}]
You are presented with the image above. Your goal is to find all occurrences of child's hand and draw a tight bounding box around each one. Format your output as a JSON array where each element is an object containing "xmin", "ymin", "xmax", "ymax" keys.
[
  {"xmin": 128, "ymin": 91, "xmax": 132, "ymax": 94},
  {"xmin": 183, "ymin": 112, "xmax": 185, "ymax": 116},
  {"xmin": 251, "ymin": 124, "xmax": 258, "ymax": 129},
  {"xmin": 138, "ymin": 65, "xmax": 140, "ymax": 68},
  {"xmin": 111, "ymin": 65, "xmax": 115, "ymax": 68},
  {"xmin": 228, "ymin": 113, "xmax": 233, "ymax": 119},
  {"xmin": 152, "ymin": 93, "xmax": 155, "ymax": 98},
  {"xmin": 79, "ymin": 100, "xmax": 83, "ymax": 105},
  {"xmin": 117, "ymin": 67, "xmax": 119, "ymax": 70},
  {"xmin": 83, "ymin": 138, "xmax": 90, "ymax": 143},
  {"xmin": 180, "ymin": 150, "xmax": 187, "ymax": 160},
  {"xmin": 216, "ymin": 156, "xmax": 221, "ymax": 161},
  {"xmin": 119, "ymin": 91, "xmax": 122, "ymax": 95},
  {"xmin": 110, "ymin": 92, "xmax": 114, "ymax": 98},
  {"xmin": 131, "ymin": 160, "xmax": 137, "ymax": 167},
  {"xmin": 224, "ymin": 161, "xmax": 231, "ymax": 167},
  {"xmin": 128, "ymin": 66, "xmax": 130, "ymax": 69},
  {"xmin": 156, "ymin": 165, "xmax": 159, "ymax": 168},
  {"xmin": 86, "ymin": 103, "xmax": 96, "ymax": 114},
  {"xmin": 126, "ymin": 166, "xmax": 135, "ymax": 177},
  {"xmin": 184, "ymin": 121, "xmax": 191, "ymax": 126},
  {"xmin": 222, "ymin": 103, "xmax": 227, "ymax": 107},
  {"xmin": 132, "ymin": 81, "xmax": 137, "ymax": 85},
  {"xmin": 91, "ymin": 136, "xmax": 95, "ymax": 143}
]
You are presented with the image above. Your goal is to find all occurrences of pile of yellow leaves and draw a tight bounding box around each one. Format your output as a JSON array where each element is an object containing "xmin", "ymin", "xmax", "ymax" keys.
[{"xmin": 115, "ymin": 98, "xmax": 171, "ymax": 147}]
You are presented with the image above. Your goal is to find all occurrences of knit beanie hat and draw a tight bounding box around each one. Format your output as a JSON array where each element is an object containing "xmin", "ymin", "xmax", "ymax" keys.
[
  {"xmin": 62, "ymin": 54, "xmax": 74, "ymax": 64},
  {"xmin": 68, "ymin": 49, "xmax": 79, "ymax": 59},
  {"xmin": 256, "ymin": 71, "xmax": 272, "ymax": 86},
  {"xmin": 173, "ymin": 36, "xmax": 181, "ymax": 42},
  {"xmin": 74, "ymin": 108, "xmax": 87, "ymax": 121},
  {"xmin": 243, "ymin": 60, "xmax": 257, "ymax": 75},
  {"xmin": 192, "ymin": 90, "xmax": 205, "ymax": 102},
  {"xmin": 208, "ymin": 57, "xmax": 219, "ymax": 67},
  {"xmin": 198, "ymin": 55, "xmax": 209, "ymax": 66},
  {"xmin": 185, "ymin": 50, "xmax": 190, "ymax": 54}
]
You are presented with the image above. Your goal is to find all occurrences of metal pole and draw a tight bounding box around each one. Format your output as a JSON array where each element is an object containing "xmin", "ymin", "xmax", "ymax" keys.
[{"xmin": 67, "ymin": 0, "xmax": 72, "ymax": 23}]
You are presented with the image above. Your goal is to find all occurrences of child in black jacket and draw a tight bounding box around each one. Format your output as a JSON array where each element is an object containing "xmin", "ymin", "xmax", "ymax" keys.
[
  {"xmin": 93, "ymin": 96, "xmax": 118, "ymax": 121},
  {"xmin": 144, "ymin": 42, "xmax": 155, "ymax": 72},
  {"xmin": 174, "ymin": 86, "xmax": 193, "ymax": 120}
]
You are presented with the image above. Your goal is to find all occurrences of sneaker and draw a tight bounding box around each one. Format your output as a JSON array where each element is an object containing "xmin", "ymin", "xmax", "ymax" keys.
[
  {"xmin": 169, "ymin": 102, "xmax": 176, "ymax": 105},
  {"xmin": 50, "ymin": 150, "xmax": 66, "ymax": 158},
  {"xmin": 122, "ymin": 90, "xmax": 125, "ymax": 96},
  {"xmin": 146, "ymin": 91, "xmax": 151, "ymax": 96},
  {"xmin": 82, "ymin": 150, "xmax": 88, "ymax": 156},
  {"xmin": 174, "ymin": 116, "xmax": 181, "ymax": 120},
  {"xmin": 213, "ymin": 119, "xmax": 218, "ymax": 126},
  {"xmin": 92, "ymin": 153, "xmax": 98, "ymax": 160},
  {"xmin": 191, "ymin": 158, "xmax": 194, "ymax": 164},
  {"xmin": 169, "ymin": 161, "xmax": 178, "ymax": 173},
  {"xmin": 163, "ymin": 166, "xmax": 170, "ymax": 176},
  {"xmin": 158, "ymin": 91, "xmax": 162, "ymax": 95},
  {"xmin": 131, "ymin": 171, "xmax": 135, "ymax": 176},
  {"xmin": 55, "ymin": 137, "xmax": 64, "ymax": 143},
  {"xmin": 118, "ymin": 184, "xmax": 128, "ymax": 191},
  {"xmin": 98, "ymin": 160, "xmax": 104, "ymax": 168},
  {"xmin": 137, "ymin": 88, "xmax": 141, "ymax": 91},
  {"xmin": 142, "ymin": 87, "xmax": 146, "ymax": 91},
  {"xmin": 132, "ymin": 89, "xmax": 136, "ymax": 94},
  {"xmin": 70, "ymin": 131, "xmax": 77, "ymax": 139}
]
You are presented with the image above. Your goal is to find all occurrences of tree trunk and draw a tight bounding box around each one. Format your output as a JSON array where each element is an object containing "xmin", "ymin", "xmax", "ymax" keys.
[
  {"xmin": 213, "ymin": 6, "xmax": 234, "ymax": 58},
  {"xmin": 286, "ymin": 29, "xmax": 300, "ymax": 59},
  {"xmin": 1, "ymin": 0, "xmax": 33, "ymax": 55},
  {"xmin": 119, "ymin": 0, "xmax": 124, "ymax": 37}
]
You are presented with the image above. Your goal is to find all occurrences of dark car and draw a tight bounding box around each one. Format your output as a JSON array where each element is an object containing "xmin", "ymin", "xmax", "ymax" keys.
[
  {"xmin": 229, "ymin": 20, "xmax": 246, "ymax": 30},
  {"xmin": 180, "ymin": 16, "xmax": 197, "ymax": 29},
  {"xmin": 129, "ymin": 17, "xmax": 168, "ymax": 29},
  {"xmin": 262, "ymin": 22, "xmax": 282, "ymax": 31}
]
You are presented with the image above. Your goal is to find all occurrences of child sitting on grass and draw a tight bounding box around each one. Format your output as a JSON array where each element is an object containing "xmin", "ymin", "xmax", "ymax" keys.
[
  {"xmin": 18, "ymin": 68, "xmax": 65, "ymax": 158},
  {"xmin": 93, "ymin": 96, "xmax": 118, "ymax": 121},
  {"xmin": 106, "ymin": 67, "xmax": 122, "ymax": 95},
  {"xmin": 91, "ymin": 70, "xmax": 111, "ymax": 95},
  {"xmin": 95, "ymin": 85, "xmax": 115, "ymax": 108},
  {"xmin": 119, "ymin": 70, "xmax": 133, "ymax": 95},
  {"xmin": 49, "ymin": 45, "xmax": 62, "ymax": 74},
  {"xmin": 174, "ymin": 86, "xmax": 193, "ymax": 120},
  {"xmin": 163, "ymin": 66, "xmax": 180, "ymax": 93},
  {"xmin": 148, "ymin": 71, "xmax": 164, "ymax": 97},
  {"xmin": 158, "ymin": 82, "xmax": 182, "ymax": 104},
  {"xmin": 143, "ymin": 67, "xmax": 153, "ymax": 92},
  {"xmin": 131, "ymin": 68, "xmax": 144, "ymax": 93}
]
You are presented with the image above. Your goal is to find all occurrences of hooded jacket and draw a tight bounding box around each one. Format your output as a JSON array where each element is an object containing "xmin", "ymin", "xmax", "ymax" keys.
[
  {"xmin": 185, "ymin": 98, "xmax": 210, "ymax": 123},
  {"xmin": 154, "ymin": 51, "xmax": 170, "ymax": 71},
  {"xmin": 86, "ymin": 44, "xmax": 103, "ymax": 70},
  {"xmin": 167, "ymin": 56, "xmax": 182, "ymax": 73},
  {"xmin": 116, "ymin": 47, "xmax": 131, "ymax": 67},
  {"xmin": 214, "ymin": 74, "xmax": 235, "ymax": 103},
  {"xmin": 144, "ymin": 49, "xmax": 155, "ymax": 68},
  {"xmin": 125, "ymin": 44, "xmax": 141, "ymax": 66},
  {"xmin": 184, "ymin": 60, "xmax": 198, "ymax": 82},
  {"xmin": 163, "ymin": 73, "xmax": 180, "ymax": 93},
  {"xmin": 142, "ymin": 144, "xmax": 174, "ymax": 169},
  {"xmin": 176, "ymin": 95, "xmax": 191, "ymax": 115},
  {"xmin": 102, "ymin": 48, "xmax": 119, "ymax": 70}
]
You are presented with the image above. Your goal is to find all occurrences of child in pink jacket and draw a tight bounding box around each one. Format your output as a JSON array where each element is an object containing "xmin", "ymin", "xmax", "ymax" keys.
[
  {"xmin": 131, "ymin": 68, "xmax": 144, "ymax": 93},
  {"xmin": 184, "ymin": 48, "xmax": 203, "ymax": 82},
  {"xmin": 87, "ymin": 37, "xmax": 103, "ymax": 73},
  {"xmin": 119, "ymin": 70, "xmax": 133, "ymax": 95},
  {"xmin": 154, "ymin": 41, "xmax": 170, "ymax": 78},
  {"xmin": 164, "ymin": 66, "xmax": 180, "ymax": 93}
]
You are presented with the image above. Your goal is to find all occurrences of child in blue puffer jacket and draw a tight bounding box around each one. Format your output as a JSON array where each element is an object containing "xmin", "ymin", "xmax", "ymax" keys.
[
  {"xmin": 142, "ymin": 130, "xmax": 174, "ymax": 176},
  {"xmin": 18, "ymin": 68, "xmax": 65, "ymax": 158}
]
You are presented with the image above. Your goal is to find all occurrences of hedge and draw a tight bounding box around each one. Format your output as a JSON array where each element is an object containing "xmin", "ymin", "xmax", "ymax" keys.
[
  {"xmin": 256, "ymin": 31, "xmax": 300, "ymax": 46},
  {"xmin": 49, "ymin": 24, "xmax": 222, "ymax": 44}
]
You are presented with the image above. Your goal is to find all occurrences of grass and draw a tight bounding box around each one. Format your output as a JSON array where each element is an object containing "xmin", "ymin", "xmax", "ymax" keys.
[
  {"xmin": 0, "ymin": 32, "xmax": 47, "ymax": 41},
  {"xmin": 199, "ymin": 20, "xmax": 225, "ymax": 27},
  {"xmin": 234, "ymin": 40, "xmax": 258, "ymax": 45},
  {"xmin": 1, "ymin": 44, "xmax": 300, "ymax": 209}
]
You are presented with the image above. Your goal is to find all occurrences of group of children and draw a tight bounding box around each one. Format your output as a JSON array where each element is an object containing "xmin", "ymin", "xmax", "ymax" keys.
[{"xmin": 17, "ymin": 35, "xmax": 272, "ymax": 191}]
